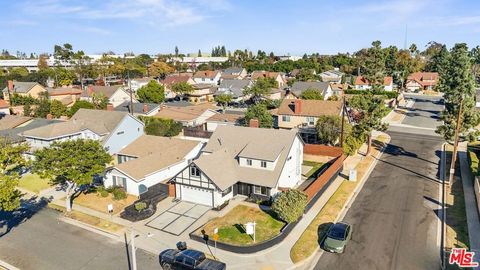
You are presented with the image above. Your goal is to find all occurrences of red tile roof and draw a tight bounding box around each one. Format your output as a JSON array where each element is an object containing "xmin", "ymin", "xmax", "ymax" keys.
[
  {"xmin": 407, "ymin": 72, "xmax": 439, "ymax": 87},
  {"xmin": 161, "ymin": 75, "xmax": 192, "ymax": 86}
]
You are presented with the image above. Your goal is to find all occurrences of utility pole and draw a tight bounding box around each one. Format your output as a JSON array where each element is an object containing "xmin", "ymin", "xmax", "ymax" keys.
[
  {"xmin": 449, "ymin": 98, "xmax": 464, "ymax": 184},
  {"xmin": 340, "ymin": 96, "xmax": 346, "ymax": 147},
  {"xmin": 130, "ymin": 230, "xmax": 137, "ymax": 270}
]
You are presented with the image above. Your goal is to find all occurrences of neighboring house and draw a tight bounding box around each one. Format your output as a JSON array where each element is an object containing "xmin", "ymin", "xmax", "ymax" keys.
[
  {"xmin": 155, "ymin": 103, "xmax": 217, "ymax": 128},
  {"xmin": 289, "ymin": 69, "xmax": 317, "ymax": 78},
  {"xmin": 276, "ymin": 99, "xmax": 342, "ymax": 143},
  {"xmin": 188, "ymin": 84, "xmax": 217, "ymax": 104},
  {"xmin": 215, "ymin": 79, "xmax": 253, "ymax": 102},
  {"xmin": 48, "ymin": 87, "xmax": 83, "ymax": 107},
  {"xmin": 114, "ymin": 101, "xmax": 160, "ymax": 117},
  {"xmin": 0, "ymin": 115, "xmax": 32, "ymax": 130},
  {"xmin": 286, "ymin": 81, "xmax": 333, "ymax": 100},
  {"xmin": 104, "ymin": 135, "xmax": 203, "ymax": 196},
  {"xmin": 160, "ymin": 75, "xmax": 196, "ymax": 99},
  {"xmin": 330, "ymin": 83, "xmax": 347, "ymax": 97},
  {"xmin": 192, "ymin": 71, "xmax": 222, "ymax": 86},
  {"xmin": 221, "ymin": 67, "xmax": 247, "ymax": 80},
  {"xmin": 21, "ymin": 109, "xmax": 144, "ymax": 154},
  {"xmin": 129, "ymin": 78, "xmax": 155, "ymax": 92},
  {"xmin": 170, "ymin": 125, "xmax": 304, "ymax": 207},
  {"xmin": 269, "ymin": 88, "xmax": 283, "ymax": 100},
  {"xmin": 0, "ymin": 99, "xmax": 10, "ymax": 115},
  {"xmin": 2, "ymin": 81, "xmax": 47, "ymax": 101},
  {"xmin": 82, "ymin": 85, "xmax": 136, "ymax": 107},
  {"xmin": 406, "ymin": 72, "xmax": 439, "ymax": 91},
  {"xmin": 319, "ymin": 69, "xmax": 344, "ymax": 83},
  {"xmin": 354, "ymin": 76, "xmax": 393, "ymax": 91},
  {"xmin": 0, "ymin": 118, "xmax": 62, "ymax": 144},
  {"xmin": 205, "ymin": 111, "xmax": 244, "ymax": 132},
  {"xmin": 251, "ymin": 71, "xmax": 287, "ymax": 89}
]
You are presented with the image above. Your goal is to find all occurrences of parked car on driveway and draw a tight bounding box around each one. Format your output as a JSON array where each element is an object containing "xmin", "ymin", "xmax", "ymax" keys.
[
  {"xmin": 159, "ymin": 247, "xmax": 226, "ymax": 270},
  {"xmin": 323, "ymin": 222, "xmax": 352, "ymax": 253}
]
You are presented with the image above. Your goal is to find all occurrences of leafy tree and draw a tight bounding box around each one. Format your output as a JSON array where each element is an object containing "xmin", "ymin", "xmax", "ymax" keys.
[
  {"xmin": 50, "ymin": 100, "xmax": 67, "ymax": 118},
  {"xmin": 171, "ymin": 81, "xmax": 194, "ymax": 98},
  {"xmin": 67, "ymin": 100, "xmax": 95, "ymax": 117},
  {"xmin": 10, "ymin": 67, "xmax": 29, "ymax": 77},
  {"xmin": 425, "ymin": 45, "xmax": 449, "ymax": 73},
  {"xmin": 384, "ymin": 45, "xmax": 398, "ymax": 75},
  {"xmin": 137, "ymin": 80, "xmax": 165, "ymax": 104},
  {"xmin": 244, "ymin": 104, "xmax": 273, "ymax": 128},
  {"xmin": 198, "ymin": 49, "xmax": 202, "ymax": 57},
  {"xmin": 363, "ymin": 41, "xmax": 386, "ymax": 90},
  {"xmin": 142, "ymin": 117, "xmax": 183, "ymax": 137},
  {"xmin": 271, "ymin": 189, "xmax": 308, "ymax": 223},
  {"xmin": 148, "ymin": 61, "xmax": 174, "ymax": 79},
  {"xmin": 23, "ymin": 104, "xmax": 32, "ymax": 116},
  {"xmin": 437, "ymin": 43, "xmax": 478, "ymax": 140},
  {"xmin": 32, "ymin": 139, "xmax": 112, "ymax": 212},
  {"xmin": 37, "ymin": 55, "xmax": 49, "ymax": 70},
  {"xmin": 91, "ymin": 93, "xmax": 108, "ymax": 109},
  {"xmin": 0, "ymin": 139, "xmax": 29, "ymax": 211},
  {"xmin": 348, "ymin": 93, "xmax": 389, "ymax": 153},
  {"xmin": 300, "ymin": 89, "xmax": 324, "ymax": 100},
  {"xmin": 34, "ymin": 98, "xmax": 51, "ymax": 118},
  {"xmin": 316, "ymin": 116, "xmax": 342, "ymax": 145},
  {"xmin": 296, "ymin": 69, "xmax": 317, "ymax": 81},
  {"xmin": 244, "ymin": 78, "xmax": 276, "ymax": 103},
  {"xmin": 215, "ymin": 93, "xmax": 232, "ymax": 112},
  {"xmin": 343, "ymin": 134, "xmax": 363, "ymax": 155}
]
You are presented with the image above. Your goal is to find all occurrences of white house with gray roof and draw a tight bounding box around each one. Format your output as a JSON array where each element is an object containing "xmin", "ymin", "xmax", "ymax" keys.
[
  {"xmin": 319, "ymin": 69, "xmax": 344, "ymax": 83},
  {"xmin": 286, "ymin": 81, "xmax": 334, "ymax": 100},
  {"xmin": 21, "ymin": 109, "xmax": 144, "ymax": 154},
  {"xmin": 170, "ymin": 125, "xmax": 304, "ymax": 207},
  {"xmin": 216, "ymin": 79, "xmax": 253, "ymax": 102}
]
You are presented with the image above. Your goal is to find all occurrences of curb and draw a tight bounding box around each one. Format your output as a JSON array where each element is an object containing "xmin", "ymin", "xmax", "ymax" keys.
[
  {"xmin": 0, "ymin": 259, "xmax": 20, "ymax": 270},
  {"xmin": 59, "ymin": 216, "xmax": 124, "ymax": 242},
  {"xmin": 293, "ymin": 133, "xmax": 391, "ymax": 270}
]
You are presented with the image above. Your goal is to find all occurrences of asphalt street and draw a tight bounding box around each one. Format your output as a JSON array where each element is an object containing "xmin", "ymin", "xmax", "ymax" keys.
[
  {"xmin": 315, "ymin": 95, "xmax": 445, "ymax": 270},
  {"xmin": 0, "ymin": 207, "xmax": 159, "ymax": 270}
]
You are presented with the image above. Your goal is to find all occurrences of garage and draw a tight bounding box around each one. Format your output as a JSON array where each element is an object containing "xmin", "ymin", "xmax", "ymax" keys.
[{"xmin": 180, "ymin": 185, "xmax": 213, "ymax": 207}]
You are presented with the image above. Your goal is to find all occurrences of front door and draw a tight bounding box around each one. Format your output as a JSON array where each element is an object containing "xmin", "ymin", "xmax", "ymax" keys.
[{"xmin": 236, "ymin": 182, "xmax": 250, "ymax": 196}]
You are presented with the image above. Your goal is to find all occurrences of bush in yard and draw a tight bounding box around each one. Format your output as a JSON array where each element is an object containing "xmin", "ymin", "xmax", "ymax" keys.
[
  {"xmin": 134, "ymin": 202, "xmax": 147, "ymax": 211},
  {"xmin": 469, "ymin": 150, "xmax": 479, "ymax": 176},
  {"xmin": 99, "ymin": 190, "xmax": 109, "ymax": 197},
  {"xmin": 112, "ymin": 188, "xmax": 127, "ymax": 200},
  {"xmin": 271, "ymin": 189, "xmax": 308, "ymax": 223}
]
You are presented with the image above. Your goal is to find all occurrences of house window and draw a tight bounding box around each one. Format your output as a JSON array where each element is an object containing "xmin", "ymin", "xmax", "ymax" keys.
[
  {"xmin": 112, "ymin": 176, "xmax": 117, "ymax": 186},
  {"xmin": 246, "ymin": 159, "xmax": 252, "ymax": 166},
  {"xmin": 117, "ymin": 131, "xmax": 124, "ymax": 135},
  {"xmin": 222, "ymin": 187, "xmax": 232, "ymax": 197},
  {"xmin": 306, "ymin": 117, "xmax": 315, "ymax": 125},
  {"xmin": 190, "ymin": 166, "xmax": 200, "ymax": 177},
  {"xmin": 282, "ymin": 115, "xmax": 290, "ymax": 122},
  {"xmin": 253, "ymin": 185, "xmax": 268, "ymax": 196},
  {"xmin": 261, "ymin": 161, "xmax": 267, "ymax": 168}
]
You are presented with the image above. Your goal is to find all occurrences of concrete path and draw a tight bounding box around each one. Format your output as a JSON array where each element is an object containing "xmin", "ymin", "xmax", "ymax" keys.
[{"xmin": 457, "ymin": 143, "xmax": 480, "ymax": 269}]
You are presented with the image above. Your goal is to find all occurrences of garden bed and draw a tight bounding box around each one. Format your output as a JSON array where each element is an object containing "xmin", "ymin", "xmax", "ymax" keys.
[
  {"xmin": 74, "ymin": 191, "xmax": 137, "ymax": 215},
  {"xmin": 194, "ymin": 205, "xmax": 285, "ymax": 246}
]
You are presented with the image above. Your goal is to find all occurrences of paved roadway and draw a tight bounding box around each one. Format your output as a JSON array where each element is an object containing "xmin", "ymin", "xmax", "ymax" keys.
[
  {"xmin": 0, "ymin": 208, "xmax": 159, "ymax": 270},
  {"xmin": 315, "ymin": 95, "xmax": 445, "ymax": 270}
]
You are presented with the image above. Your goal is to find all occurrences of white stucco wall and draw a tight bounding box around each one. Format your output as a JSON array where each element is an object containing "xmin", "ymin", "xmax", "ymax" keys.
[
  {"xmin": 276, "ymin": 135, "xmax": 303, "ymax": 189},
  {"xmin": 25, "ymin": 129, "xmax": 100, "ymax": 149},
  {"xmin": 103, "ymin": 115, "xmax": 144, "ymax": 154}
]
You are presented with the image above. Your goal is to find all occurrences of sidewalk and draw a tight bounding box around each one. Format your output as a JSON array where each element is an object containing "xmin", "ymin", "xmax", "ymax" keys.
[{"xmin": 457, "ymin": 143, "xmax": 480, "ymax": 269}]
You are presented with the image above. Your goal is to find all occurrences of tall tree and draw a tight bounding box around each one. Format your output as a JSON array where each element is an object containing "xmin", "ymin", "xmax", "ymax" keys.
[
  {"xmin": 437, "ymin": 43, "xmax": 479, "ymax": 140},
  {"xmin": 171, "ymin": 81, "xmax": 194, "ymax": 98},
  {"xmin": 244, "ymin": 104, "xmax": 273, "ymax": 128},
  {"xmin": 215, "ymin": 93, "xmax": 232, "ymax": 112},
  {"xmin": 137, "ymin": 80, "xmax": 165, "ymax": 103},
  {"xmin": 198, "ymin": 49, "xmax": 202, "ymax": 57},
  {"xmin": 0, "ymin": 139, "xmax": 28, "ymax": 211},
  {"xmin": 33, "ymin": 139, "xmax": 112, "ymax": 212},
  {"xmin": 316, "ymin": 115, "xmax": 343, "ymax": 145},
  {"xmin": 244, "ymin": 78, "xmax": 276, "ymax": 103},
  {"xmin": 148, "ymin": 61, "xmax": 174, "ymax": 79},
  {"xmin": 363, "ymin": 41, "xmax": 386, "ymax": 90},
  {"xmin": 37, "ymin": 55, "xmax": 49, "ymax": 70},
  {"xmin": 425, "ymin": 45, "xmax": 449, "ymax": 73},
  {"xmin": 175, "ymin": 46, "xmax": 179, "ymax": 57}
]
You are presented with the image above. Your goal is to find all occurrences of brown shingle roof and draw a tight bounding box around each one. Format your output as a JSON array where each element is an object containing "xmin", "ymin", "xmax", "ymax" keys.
[
  {"xmin": 48, "ymin": 87, "xmax": 83, "ymax": 96},
  {"xmin": 0, "ymin": 115, "xmax": 32, "ymax": 130},
  {"xmin": 161, "ymin": 75, "xmax": 192, "ymax": 86},
  {"xmin": 193, "ymin": 70, "xmax": 220, "ymax": 79},
  {"xmin": 407, "ymin": 72, "xmax": 439, "ymax": 87},
  {"xmin": 206, "ymin": 112, "xmax": 244, "ymax": 123},
  {"xmin": 277, "ymin": 99, "xmax": 342, "ymax": 117},
  {"xmin": 83, "ymin": 85, "xmax": 123, "ymax": 98},
  {"xmin": 155, "ymin": 103, "xmax": 216, "ymax": 122}
]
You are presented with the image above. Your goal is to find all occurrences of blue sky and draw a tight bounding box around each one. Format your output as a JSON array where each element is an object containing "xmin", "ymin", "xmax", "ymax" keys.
[{"xmin": 2, "ymin": 0, "xmax": 480, "ymax": 55}]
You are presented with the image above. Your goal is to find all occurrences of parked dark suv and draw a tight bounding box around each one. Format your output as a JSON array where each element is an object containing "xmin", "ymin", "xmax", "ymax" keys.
[{"xmin": 159, "ymin": 247, "xmax": 226, "ymax": 270}]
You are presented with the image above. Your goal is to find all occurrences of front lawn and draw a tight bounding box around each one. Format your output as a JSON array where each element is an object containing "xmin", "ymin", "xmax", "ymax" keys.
[
  {"xmin": 196, "ymin": 205, "xmax": 285, "ymax": 246},
  {"xmin": 74, "ymin": 191, "xmax": 137, "ymax": 215},
  {"xmin": 18, "ymin": 173, "xmax": 52, "ymax": 194}
]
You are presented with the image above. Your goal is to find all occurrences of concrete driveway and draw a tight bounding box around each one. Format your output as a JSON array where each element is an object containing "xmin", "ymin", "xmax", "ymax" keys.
[{"xmin": 146, "ymin": 202, "xmax": 210, "ymax": 236}]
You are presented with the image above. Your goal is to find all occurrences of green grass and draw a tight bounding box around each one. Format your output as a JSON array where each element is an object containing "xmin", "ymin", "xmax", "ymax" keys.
[
  {"xmin": 302, "ymin": 161, "xmax": 325, "ymax": 179},
  {"xmin": 18, "ymin": 174, "xmax": 52, "ymax": 194},
  {"xmin": 196, "ymin": 205, "xmax": 285, "ymax": 246}
]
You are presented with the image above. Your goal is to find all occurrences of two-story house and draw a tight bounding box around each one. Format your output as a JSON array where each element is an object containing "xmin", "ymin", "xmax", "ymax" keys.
[
  {"xmin": 2, "ymin": 80, "xmax": 47, "ymax": 101},
  {"xmin": 221, "ymin": 67, "xmax": 247, "ymax": 80},
  {"xmin": 275, "ymin": 99, "xmax": 343, "ymax": 143},
  {"xmin": 21, "ymin": 108, "xmax": 144, "ymax": 155},
  {"xmin": 104, "ymin": 135, "xmax": 203, "ymax": 196},
  {"xmin": 170, "ymin": 125, "xmax": 304, "ymax": 207},
  {"xmin": 405, "ymin": 72, "xmax": 439, "ymax": 91},
  {"xmin": 354, "ymin": 76, "xmax": 393, "ymax": 91},
  {"xmin": 192, "ymin": 71, "xmax": 222, "ymax": 86}
]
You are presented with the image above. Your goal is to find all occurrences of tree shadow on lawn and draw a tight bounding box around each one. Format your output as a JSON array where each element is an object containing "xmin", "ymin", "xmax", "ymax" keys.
[{"xmin": 0, "ymin": 196, "xmax": 49, "ymax": 238}]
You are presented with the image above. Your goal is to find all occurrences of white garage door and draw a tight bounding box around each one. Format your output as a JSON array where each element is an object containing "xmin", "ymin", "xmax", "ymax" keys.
[{"xmin": 180, "ymin": 185, "xmax": 213, "ymax": 207}]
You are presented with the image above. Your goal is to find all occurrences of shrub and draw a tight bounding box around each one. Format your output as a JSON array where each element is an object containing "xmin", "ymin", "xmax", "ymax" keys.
[
  {"xmin": 343, "ymin": 134, "xmax": 364, "ymax": 155},
  {"xmin": 469, "ymin": 150, "xmax": 479, "ymax": 176},
  {"xmin": 134, "ymin": 202, "xmax": 147, "ymax": 211},
  {"xmin": 271, "ymin": 189, "xmax": 308, "ymax": 223},
  {"xmin": 99, "ymin": 190, "xmax": 109, "ymax": 198},
  {"xmin": 105, "ymin": 186, "xmax": 115, "ymax": 193},
  {"xmin": 112, "ymin": 188, "xmax": 127, "ymax": 200}
]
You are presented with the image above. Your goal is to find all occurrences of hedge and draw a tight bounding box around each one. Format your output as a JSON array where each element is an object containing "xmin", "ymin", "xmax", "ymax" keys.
[{"xmin": 344, "ymin": 89, "xmax": 398, "ymax": 99}]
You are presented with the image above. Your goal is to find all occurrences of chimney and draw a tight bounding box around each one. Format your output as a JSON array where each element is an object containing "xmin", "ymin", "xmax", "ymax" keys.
[
  {"xmin": 7, "ymin": 80, "xmax": 14, "ymax": 93},
  {"xmin": 107, "ymin": 103, "xmax": 114, "ymax": 111},
  {"xmin": 249, "ymin": 118, "xmax": 259, "ymax": 128},
  {"xmin": 46, "ymin": 113, "xmax": 53, "ymax": 120},
  {"xmin": 87, "ymin": 85, "xmax": 94, "ymax": 95},
  {"xmin": 143, "ymin": 103, "xmax": 148, "ymax": 113},
  {"xmin": 294, "ymin": 99, "xmax": 302, "ymax": 114}
]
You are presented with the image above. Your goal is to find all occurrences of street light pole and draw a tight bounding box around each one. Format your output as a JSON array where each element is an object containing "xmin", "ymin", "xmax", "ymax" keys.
[
  {"xmin": 448, "ymin": 98, "xmax": 464, "ymax": 184},
  {"xmin": 340, "ymin": 96, "xmax": 346, "ymax": 147},
  {"xmin": 130, "ymin": 230, "xmax": 137, "ymax": 270}
]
